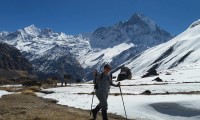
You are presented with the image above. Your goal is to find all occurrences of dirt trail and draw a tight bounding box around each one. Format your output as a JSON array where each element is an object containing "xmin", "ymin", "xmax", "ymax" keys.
[{"xmin": 0, "ymin": 94, "xmax": 128, "ymax": 120}]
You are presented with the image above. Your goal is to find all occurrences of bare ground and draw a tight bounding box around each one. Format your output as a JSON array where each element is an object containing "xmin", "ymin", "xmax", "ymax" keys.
[{"xmin": 0, "ymin": 94, "xmax": 128, "ymax": 120}]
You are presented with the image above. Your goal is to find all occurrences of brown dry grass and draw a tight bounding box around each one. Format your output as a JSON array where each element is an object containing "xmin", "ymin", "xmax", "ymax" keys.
[
  {"xmin": 0, "ymin": 94, "xmax": 129, "ymax": 120},
  {"xmin": 0, "ymin": 86, "xmax": 41, "ymax": 92},
  {"xmin": 21, "ymin": 89, "xmax": 37, "ymax": 96}
]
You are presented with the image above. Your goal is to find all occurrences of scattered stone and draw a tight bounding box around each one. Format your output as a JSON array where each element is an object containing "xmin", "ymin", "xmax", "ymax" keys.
[
  {"xmin": 141, "ymin": 90, "xmax": 151, "ymax": 95},
  {"xmin": 152, "ymin": 77, "xmax": 163, "ymax": 82},
  {"xmin": 142, "ymin": 69, "xmax": 158, "ymax": 78},
  {"xmin": 40, "ymin": 90, "xmax": 54, "ymax": 94},
  {"xmin": 165, "ymin": 91, "xmax": 170, "ymax": 94}
]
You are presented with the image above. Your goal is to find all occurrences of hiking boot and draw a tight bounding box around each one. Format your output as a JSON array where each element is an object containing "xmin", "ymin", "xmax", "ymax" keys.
[
  {"xmin": 102, "ymin": 110, "xmax": 108, "ymax": 120},
  {"xmin": 92, "ymin": 106, "xmax": 101, "ymax": 120}
]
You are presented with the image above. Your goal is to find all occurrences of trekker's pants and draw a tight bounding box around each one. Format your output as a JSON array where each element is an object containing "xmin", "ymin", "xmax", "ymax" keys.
[{"xmin": 96, "ymin": 89, "xmax": 109, "ymax": 110}]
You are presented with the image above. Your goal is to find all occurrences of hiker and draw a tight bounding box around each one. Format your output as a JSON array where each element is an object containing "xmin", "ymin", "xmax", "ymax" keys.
[
  {"xmin": 92, "ymin": 64, "xmax": 120, "ymax": 120},
  {"xmin": 63, "ymin": 74, "xmax": 72, "ymax": 86}
]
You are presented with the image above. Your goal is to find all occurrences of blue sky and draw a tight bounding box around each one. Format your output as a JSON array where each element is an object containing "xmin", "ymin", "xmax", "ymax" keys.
[{"xmin": 0, "ymin": 0, "xmax": 200, "ymax": 35}]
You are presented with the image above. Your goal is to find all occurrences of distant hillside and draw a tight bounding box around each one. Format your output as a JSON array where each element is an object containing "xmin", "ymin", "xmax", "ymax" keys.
[
  {"xmin": 0, "ymin": 43, "xmax": 32, "ymax": 71},
  {"xmin": 0, "ymin": 43, "xmax": 33, "ymax": 82}
]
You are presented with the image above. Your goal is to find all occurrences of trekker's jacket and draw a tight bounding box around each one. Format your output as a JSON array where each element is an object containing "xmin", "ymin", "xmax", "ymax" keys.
[{"xmin": 94, "ymin": 73, "xmax": 118, "ymax": 90}]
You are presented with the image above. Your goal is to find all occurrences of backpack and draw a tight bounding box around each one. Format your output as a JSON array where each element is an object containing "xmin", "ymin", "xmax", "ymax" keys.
[
  {"xmin": 117, "ymin": 67, "xmax": 132, "ymax": 81},
  {"xmin": 93, "ymin": 73, "xmax": 112, "ymax": 89}
]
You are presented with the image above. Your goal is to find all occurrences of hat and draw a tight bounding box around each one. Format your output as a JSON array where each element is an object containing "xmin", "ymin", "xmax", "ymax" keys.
[{"xmin": 104, "ymin": 63, "xmax": 111, "ymax": 69}]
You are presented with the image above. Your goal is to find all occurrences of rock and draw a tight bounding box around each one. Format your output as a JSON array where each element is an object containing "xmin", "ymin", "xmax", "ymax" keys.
[
  {"xmin": 165, "ymin": 91, "xmax": 170, "ymax": 94},
  {"xmin": 153, "ymin": 77, "xmax": 163, "ymax": 82},
  {"xmin": 40, "ymin": 91, "xmax": 54, "ymax": 94},
  {"xmin": 142, "ymin": 90, "xmax": 151, "ymax": 95},
  {"xmin": 142, "ymin": 69, "xmax": 158, "ymax": 78}
]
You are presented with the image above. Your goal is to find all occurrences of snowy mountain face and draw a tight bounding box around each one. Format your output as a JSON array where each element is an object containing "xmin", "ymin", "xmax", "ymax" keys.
[
  {"xmin": 0, "ymin": 13, "xmax": 173, "ymax": 80},
  {"xmin": 30, "ymin": 45, "xmax": 85, "ymax": 81},
  {"xmin": 0, "ymin": 25, "xmax": 87, "ymax": 80},
  {"xmin": 90, "ymin": 13, "xmax": 172, "ymax": 49},
  {"xmin": 81, "ymin": 13, "xmax": 172, "ymax": 79},
  {"xmin": 122, "ymin": 19, "xmax": 200, "ymax": 76}
]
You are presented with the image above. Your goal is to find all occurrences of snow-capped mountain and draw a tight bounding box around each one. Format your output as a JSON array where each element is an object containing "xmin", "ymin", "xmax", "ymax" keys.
[
  {"xmin": 0, "ymin": 13, "xmax": 173, "ymax": 80},
  {"xmin": 81, "ymin": 13, "xmax": 172, "ymax": 79},
  {"xmin": 122, "ymin": 19, "xmax": 200, "ymax": 76},
  {"xmin": 90, "ymin": 13, "xmax": 172, "ymax": 49},
  {"xmin": 0, "ymin": 25, "xmax": 87, "ymax": 80}
]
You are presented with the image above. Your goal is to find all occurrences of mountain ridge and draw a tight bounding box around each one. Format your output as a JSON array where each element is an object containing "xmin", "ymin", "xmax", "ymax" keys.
[{"xmin": 0, "ymin": 13, "xmax": 173, "ymax": 80}]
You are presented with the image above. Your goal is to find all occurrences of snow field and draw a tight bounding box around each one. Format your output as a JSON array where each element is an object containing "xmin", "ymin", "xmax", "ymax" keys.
[{"xmin": 38, "ymin": 65, "xmax": 200, "ymax": 120}]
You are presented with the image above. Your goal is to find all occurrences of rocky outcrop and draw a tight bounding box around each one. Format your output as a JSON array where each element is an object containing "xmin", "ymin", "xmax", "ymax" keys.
[{"xmin": 0, "ymin": 43, "xmax": 32, "ymax": 71}]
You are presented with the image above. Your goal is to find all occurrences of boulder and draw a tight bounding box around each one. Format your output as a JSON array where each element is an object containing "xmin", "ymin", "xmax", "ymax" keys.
[{"xmin": 142, "ymin": 69, "xmax": 158, "ymax": 78}]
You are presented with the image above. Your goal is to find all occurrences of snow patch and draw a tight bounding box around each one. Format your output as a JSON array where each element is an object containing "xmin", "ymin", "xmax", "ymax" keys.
[{"xmin": 0, "ymin": 90, "xmax": 12, "ymax": 98}]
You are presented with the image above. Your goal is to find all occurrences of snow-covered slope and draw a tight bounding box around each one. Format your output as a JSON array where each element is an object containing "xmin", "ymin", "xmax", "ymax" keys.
[
  {"xmin": 123, "ymin": 19, "xmax": 200, "ymax": 76},
  {"xmin": 79, "ymin": 42, "xmax": 134, "ymax": 68},
  {"xmin": 0, "ymin": 25, "xmax": 87, "ymax": 80},
  {"xmin": 0, "ymin": 13, "xmax": 173, "ymax": 80},
  {"xmin": 81, "ymin": 13, "xmax": 172, "ymax": 79}
]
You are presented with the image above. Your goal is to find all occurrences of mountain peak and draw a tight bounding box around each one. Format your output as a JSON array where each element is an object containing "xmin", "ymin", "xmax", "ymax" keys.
[
  {"xmin": 91, "ymin": 13, "xmax": 172, "ymax": 49},
  {"xmin": 24, "ymin": 24, "xmax": 39, "ymax": 30},
  {"xmin": 131, "ymin": 13, "xmax": 145, "ymax": 18},
  {"xmin": 23, "ymin": 24, "xmax": 41, "ymax": 36},
  {"xmin": 127, "ymin": 13, "xmax": 157, "ymax": 31}
]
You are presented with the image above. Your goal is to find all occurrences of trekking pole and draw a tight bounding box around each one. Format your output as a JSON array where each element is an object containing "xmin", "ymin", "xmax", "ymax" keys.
[
  {"xmin": 90, "ymin": 89, "xmax": 95, "ymax": 116},
  {"xmin": 119, "ymin": 84, "xmax": 128, "ymax": 120}
]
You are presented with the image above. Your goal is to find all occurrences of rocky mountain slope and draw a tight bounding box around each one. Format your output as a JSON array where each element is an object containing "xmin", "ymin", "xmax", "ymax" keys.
[
  {"xmin": 0, "ymin": 43, "xmax": 33, "ymax": 80},
  {"xmin": 0, "ymin": 43, "xmax": 32, "ymax": 71}
]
